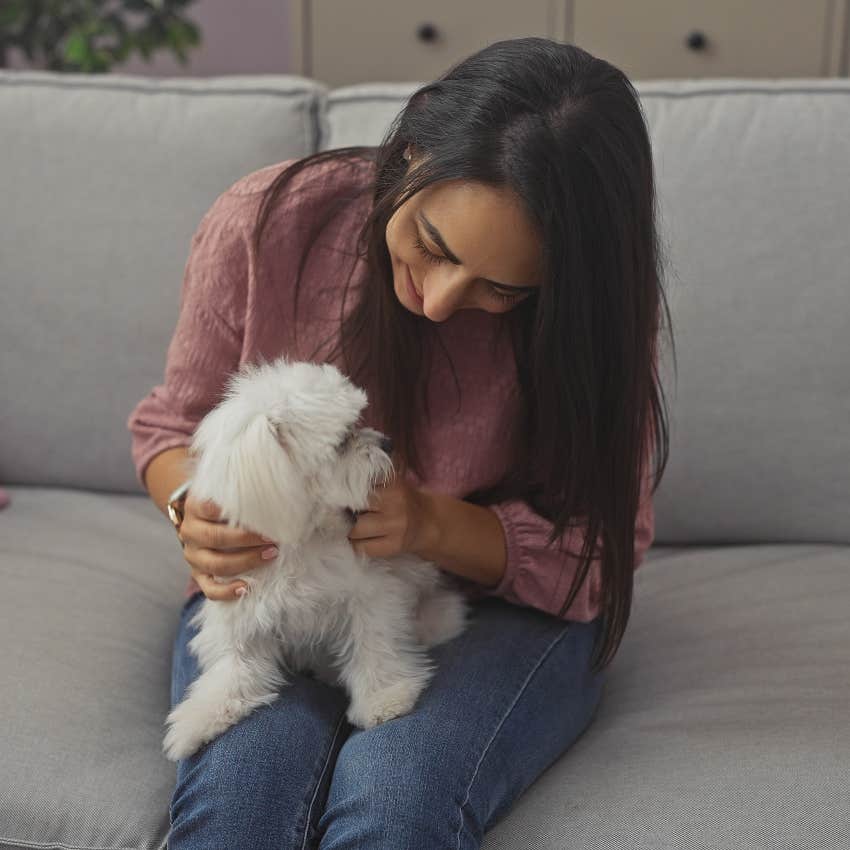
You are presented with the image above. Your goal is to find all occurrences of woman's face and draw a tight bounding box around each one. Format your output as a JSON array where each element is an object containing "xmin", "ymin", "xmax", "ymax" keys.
[{"xmin": 385, "ymin": 165, "xmax": 544, "ymax": 321}]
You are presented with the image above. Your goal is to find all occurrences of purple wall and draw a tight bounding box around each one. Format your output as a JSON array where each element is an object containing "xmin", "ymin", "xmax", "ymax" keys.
[{"xmin": 4, "ymin": 0, "xmax": 294, "ymax": 77}]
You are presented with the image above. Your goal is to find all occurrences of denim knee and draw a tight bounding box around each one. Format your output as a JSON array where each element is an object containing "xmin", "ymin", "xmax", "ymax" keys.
[
  {"xmin": 169, "ymin": 675, "xmax": 351, "ymax": 850},
  {"xmin": 316, "ymin": 721, "xmax": 470, "ymax": 850}
]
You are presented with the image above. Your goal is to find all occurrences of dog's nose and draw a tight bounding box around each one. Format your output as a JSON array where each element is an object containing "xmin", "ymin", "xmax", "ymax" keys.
[{"xmin": 379, "ymin": 435, "xmax": 393, "ymax": 455}]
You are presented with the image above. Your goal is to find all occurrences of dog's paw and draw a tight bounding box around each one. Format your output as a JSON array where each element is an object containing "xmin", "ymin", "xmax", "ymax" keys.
[
  {"xmin": 346, "ymin": 679, "xmax": 424, "ymax": 729},
  {"xmin": 162, "ymin": 704, "xmax": 212, "ymax": 762},
  {"xmin": 162, "ymin": 694, "xmax": 271, "ymax": 762},
  {"xmin": 163, "ymin": 722, "xmax": 204, "ymax": 762},
  {"xmin": 415, "ymin": 591, "xmax": 469, "ymax": 648}
]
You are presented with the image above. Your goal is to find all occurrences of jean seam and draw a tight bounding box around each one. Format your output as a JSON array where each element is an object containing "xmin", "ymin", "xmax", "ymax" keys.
[
  {"xmin": 453, "ymin": 622, "xmax": 573, "ymax": 849},
  {"xmin": 300, "ymin": 708, "xmax": 350, "ymax": 850},
  {"xmin": 170, "ymin": 593, "xmax": 203, "ymax": 710}
]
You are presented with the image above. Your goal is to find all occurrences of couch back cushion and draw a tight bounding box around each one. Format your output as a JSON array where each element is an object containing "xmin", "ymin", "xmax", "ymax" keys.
[
  {"xmin": 2, "ymin": 73, "xmax": 849, "ymax": 544},
  {"xmin": 0, "ymin": 70, "xmax": 326, "ymax": 492},
  {"xmin": 322, "ymin": 79, "xmax": 850, "ymax": 545}
]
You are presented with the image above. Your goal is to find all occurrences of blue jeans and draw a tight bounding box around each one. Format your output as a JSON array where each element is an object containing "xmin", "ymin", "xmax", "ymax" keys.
[{"xmin": 168, "ymin": 589, "xmax": 607, "ymax": 849}]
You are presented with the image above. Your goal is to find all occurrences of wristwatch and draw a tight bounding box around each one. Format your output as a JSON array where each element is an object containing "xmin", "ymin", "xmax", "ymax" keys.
[{"xmin": 167, "ymin": 479, "xmax": 193, "ymax": 538}]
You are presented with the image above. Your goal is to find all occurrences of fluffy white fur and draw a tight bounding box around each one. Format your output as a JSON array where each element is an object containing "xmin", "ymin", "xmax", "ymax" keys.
[{"xmin": 163, "ymin": 355, "xmax": 470, "ymax": 762}]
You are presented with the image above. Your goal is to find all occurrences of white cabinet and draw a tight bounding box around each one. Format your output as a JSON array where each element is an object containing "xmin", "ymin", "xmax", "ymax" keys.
[
  {"xmin": 294, "ymin": 0, "xmax": 568, "ymax": 87},
  {"xmin": 572, "ymin": 0, "xmax": 846, "ymax": 79},
  {"xmin": 291, "ymin": 0, "xmax": 849, "ymax": 86}
]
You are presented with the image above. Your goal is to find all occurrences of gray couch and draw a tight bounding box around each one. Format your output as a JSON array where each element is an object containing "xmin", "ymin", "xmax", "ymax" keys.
[{"xmin": 1, "ymin": 69, "xmax": 848, "ymax": 850}]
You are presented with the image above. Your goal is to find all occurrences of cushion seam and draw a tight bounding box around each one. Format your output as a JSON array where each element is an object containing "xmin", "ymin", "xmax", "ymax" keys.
[{"xmin": 0, "ymin": 77, "xmax": 324, "ymax": 100}]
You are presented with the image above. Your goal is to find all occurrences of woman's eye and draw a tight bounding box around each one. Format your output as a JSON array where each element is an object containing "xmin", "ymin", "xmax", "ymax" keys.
[
  {"xmin": 413, "ymin": 235, "xmax": 446, "ymax": 265},
  {"xmin": 413, "ymin": 234, "xmax": 528, "ymax": 307},
  {"xmin": 488, "ymin": 288, "xmax": 523, "ymax": 305}
]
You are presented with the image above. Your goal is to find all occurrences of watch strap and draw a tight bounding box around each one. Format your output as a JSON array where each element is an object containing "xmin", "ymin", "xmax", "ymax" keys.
[{"xmin": 168, "ymin": 479, "xmax": 193, "ymax": 505}]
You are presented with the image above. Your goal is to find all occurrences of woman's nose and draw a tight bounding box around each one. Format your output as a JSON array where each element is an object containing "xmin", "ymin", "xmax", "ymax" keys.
[{"xmin": 421, "ymin": 271, "xmax": 470, "ymax": 319}]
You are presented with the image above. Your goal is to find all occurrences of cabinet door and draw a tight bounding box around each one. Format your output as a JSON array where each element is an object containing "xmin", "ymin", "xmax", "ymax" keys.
[
  {"xmin": 307, "ymin": 0, "xmax": 567, "ymax": 87},
  {"xmin": 572, "ymin": 0, "xmax": 838, "ymax": 79}
]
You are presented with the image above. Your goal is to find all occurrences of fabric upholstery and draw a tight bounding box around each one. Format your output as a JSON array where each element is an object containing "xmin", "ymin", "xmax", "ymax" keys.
[
  {"xmin": 1, "ymin": 72, "xmax": 848, "ymax": 849},
  {"xmin": 0, "ymin": 70, "xmax": 326, "ymax": 493}
]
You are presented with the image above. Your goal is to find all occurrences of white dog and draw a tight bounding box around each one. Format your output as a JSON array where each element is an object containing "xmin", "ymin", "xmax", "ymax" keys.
[{"xmin": 162, "ymin": 355, "xmax": 470, "ymax": 762}]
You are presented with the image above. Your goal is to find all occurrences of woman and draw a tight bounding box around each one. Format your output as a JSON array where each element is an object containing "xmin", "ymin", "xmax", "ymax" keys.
[{"xmin": 128, "ymin": 36, "xmax": 672, "ymax": 849}]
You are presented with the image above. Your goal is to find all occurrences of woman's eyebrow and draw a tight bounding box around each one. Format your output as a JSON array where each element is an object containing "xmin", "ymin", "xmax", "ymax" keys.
[{"xmin": 416, "ymin": 211, "xmax": 540, "ymax": 292}]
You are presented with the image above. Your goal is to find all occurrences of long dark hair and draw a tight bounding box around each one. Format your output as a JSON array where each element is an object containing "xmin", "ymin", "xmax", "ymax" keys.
[{"xmin": 248, "ymin": 37, "xmax": 674, "ymax": 673}]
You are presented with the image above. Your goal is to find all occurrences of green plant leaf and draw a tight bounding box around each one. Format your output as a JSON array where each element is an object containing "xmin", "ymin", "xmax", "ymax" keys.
[
  {"xmin": 0, "ymin": 0, "xmax": 27, "ymax": 28},
  {"xmin": 8, "ymin": 0, "xmax": 202, "ymax": 73},
  {"xmin": 63, "ymin": 30, "xmax": 90, "ymax": 64}
]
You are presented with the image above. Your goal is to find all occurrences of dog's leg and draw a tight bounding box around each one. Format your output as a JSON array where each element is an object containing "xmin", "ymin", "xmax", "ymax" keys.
[
  {"xmin": 337, "ymin": 592, "xmax": 437, "ymax": 730},
  {"xmin": 391, "ymin": 560, "xmax": 470, "ymax": 649},
  {"xmin": 414, "ymin": 589, "xmax": 469, "ymax": 648},
  {"xmin": 163, "ymin": 640, "xmax": 287, "ymax": 761}
]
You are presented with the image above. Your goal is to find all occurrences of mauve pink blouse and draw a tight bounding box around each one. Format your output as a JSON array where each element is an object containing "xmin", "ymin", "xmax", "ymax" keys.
[{"xmin": 127, "ymin": 155, "xmax": 655, "ymax": 620}]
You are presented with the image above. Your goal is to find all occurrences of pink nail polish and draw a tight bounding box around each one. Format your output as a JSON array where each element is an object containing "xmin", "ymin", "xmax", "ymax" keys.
[
  {"xmin": 261, "ymin": 546, "xmax": 279, "ymax": 559},
  {"xmin": 235, "ymin": 587, "xmax": 247, "ymax": 597}
]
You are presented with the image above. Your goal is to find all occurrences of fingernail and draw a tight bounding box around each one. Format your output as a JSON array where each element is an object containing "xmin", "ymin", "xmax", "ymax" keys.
[
  {"xmin": 260, "ymin": 535, "xmax": 274, "ymax": 543},
  {"xmin": 235, "ymin": 586, "xmax": 247, "ymax": 597},
  {"xmin": 261, "ymin": 546, "xmax": 279, "ymax": 559}
]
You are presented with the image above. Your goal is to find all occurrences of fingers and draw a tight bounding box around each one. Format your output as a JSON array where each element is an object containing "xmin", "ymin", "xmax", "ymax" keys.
[
  {"xmin": 180, "ymin": 493, "xmax": 279, "ymax": 601},
  {"xmin": 183, "ymin": 516, "xmax": 274, "ymax": 552},
  {"xmin": 182, "ymin": 543, "xmax": 278, "ymax": 602},
  {"xmin": 192, "ymin": 570, "xmax": 249, "ymax": 602},
  {"xmin": 183, "ymin": 494, "xmax": 275, "ymax": 549},
  {"xmin": 185, "ymin": 493, "xmax": 222, "ymax": 522},
  {"xmin": 184, "ymin": 538, "xmax": 276, "ymax": 573}
]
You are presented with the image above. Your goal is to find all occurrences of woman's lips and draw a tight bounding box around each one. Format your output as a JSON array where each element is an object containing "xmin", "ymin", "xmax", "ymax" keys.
[{"xmin": 405, "ymin": 264, "xmax": 423, "ymax": 303}]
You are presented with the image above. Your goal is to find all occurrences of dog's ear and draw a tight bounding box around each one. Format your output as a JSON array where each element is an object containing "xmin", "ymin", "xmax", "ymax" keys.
[
  {"xmin": 224, "ymin": 412, "xmax": 313, "ymax": 543},
  {"xmin": 265, "ymin": 416, "xmax": 304, "ymax": 456},
  {"xmin": 265, "ymin": 415, "xmax": 292, "ymax": 452}
]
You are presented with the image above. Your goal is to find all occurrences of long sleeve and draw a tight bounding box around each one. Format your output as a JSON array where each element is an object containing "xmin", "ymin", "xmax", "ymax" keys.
[
  {"xmin": 126, "ymin": 189, "xmax": 251, "ymax": 489},
  {"xmin": 471, "ymin": 460, "xmax": 656, "ymax": 623}
]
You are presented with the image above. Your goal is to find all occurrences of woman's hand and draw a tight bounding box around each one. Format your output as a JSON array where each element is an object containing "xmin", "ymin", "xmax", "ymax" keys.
[
  {"xmin": 347, "ymin": 469, "xmax": 438, "ymax": 559},
  {"xmin": 178, "ymin": 491, "xmax": 279, "ymax": 601}
]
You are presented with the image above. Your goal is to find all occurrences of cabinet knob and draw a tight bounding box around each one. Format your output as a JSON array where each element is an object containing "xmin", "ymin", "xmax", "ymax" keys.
[
  {"xmin": 685, "ymin": 30, "xmax": 708, "ymax": 51},
  {"xmin": 416, "ymin": 23, "xmax": 439, "ymax": 43}
]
